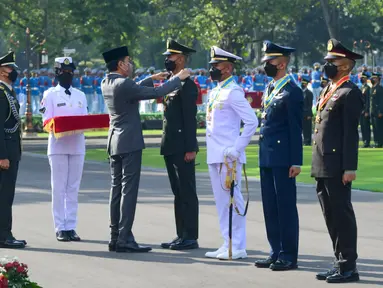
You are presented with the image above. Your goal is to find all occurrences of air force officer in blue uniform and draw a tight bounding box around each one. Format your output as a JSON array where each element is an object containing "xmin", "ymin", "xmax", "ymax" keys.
[{"xmin": 255, "ymin": 41, "xmax": 303, "ymax": 271}]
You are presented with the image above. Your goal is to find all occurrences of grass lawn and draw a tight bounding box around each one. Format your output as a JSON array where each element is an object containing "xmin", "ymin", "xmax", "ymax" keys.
[{"xmin": 85, "ymin": 146, "xmax": 383, "ymax": 192}]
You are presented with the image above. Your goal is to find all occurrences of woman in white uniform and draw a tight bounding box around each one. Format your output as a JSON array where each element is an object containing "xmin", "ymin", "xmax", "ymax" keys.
[{"xmin": 40, "ymin": 57, "xmax": 87, "ymax": 241}]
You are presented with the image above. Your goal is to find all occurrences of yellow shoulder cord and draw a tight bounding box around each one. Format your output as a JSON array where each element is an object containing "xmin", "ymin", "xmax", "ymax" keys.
[{"xmin": 219, "ymin": 158, "xmax": 249, "ymax": 217}]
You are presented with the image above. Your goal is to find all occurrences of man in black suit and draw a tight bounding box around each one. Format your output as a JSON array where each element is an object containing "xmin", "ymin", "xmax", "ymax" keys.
[
  {"xmin": 301, "ymin": 75, "xmax": 313, "ymax": 145},
  {"xmin": 0, "ymin": 51, "xmax": 26, "ymax": 249},
  {"xmin": 312, "ymin": 39, "xmax": 364, "ymax": 283},
  {"xmin": 101, "ymin": 46, "xmax": 191, "ymax": 253},
  {"xmin": 160, "ymin": 40, "xmax": 199, "ymax": 250}
]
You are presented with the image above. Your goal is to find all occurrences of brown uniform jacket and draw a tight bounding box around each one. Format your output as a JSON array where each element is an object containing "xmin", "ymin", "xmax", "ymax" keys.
[{"xmin": 311, "ymin": 80, "xmax": 363, "ymax": 178}]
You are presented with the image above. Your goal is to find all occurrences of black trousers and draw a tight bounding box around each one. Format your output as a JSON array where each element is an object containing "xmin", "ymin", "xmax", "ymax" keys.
[
  {"xmin": 316, "ymin": 176, "xmax": 358, "ymax": 271},
  {"xmin": 302, "ymin": 117, "xmax": 312, "ymax": 145},
  {"xmin": 0, "ymin": 161, "xmax": 19, "ymax": 241},
  {"xmin": 371, "ymin": 116, "xmax": 383, "ymax": 146},
  {"xmin": 164, "ymin": 154, "xmax": 199, "ymax": 240},
  {"xmin": 360, "ymin": 114, "xmax": 371, "ymax": 145},
  {"xmin": 109, "ymin": 150, "xmax": 142, "ymax": 243}
]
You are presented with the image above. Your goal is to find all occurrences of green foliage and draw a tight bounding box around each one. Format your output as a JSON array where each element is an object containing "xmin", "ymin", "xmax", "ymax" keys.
[{"xmin": 1, "ymin": 0, "xmax": 382, "ymax": 70}]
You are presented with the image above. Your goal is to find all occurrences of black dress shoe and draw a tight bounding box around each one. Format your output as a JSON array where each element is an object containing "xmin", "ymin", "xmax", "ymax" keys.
[
  {"xmin": 56, "ymin": 231, "xmax": 70, "ymax": 242},
  {"xmin": 326, "ymin": 269, "xmax": 359, "ymax": 283},
  {"xmin": 115, "ymin": 241, "xmax": 152, "ymax": 253},
  {"xmin": 270, "ymin": 259, "xmax": 298, "ymax": 271},
  {"xmin": 108, "ymin": 240, "xmax": 117, "ymax": 252},
  {"xmin": 10, "ymin": 236, "xmax": 27, "ymax": 245},
  {"xmin": 161, "ymin": 236, "xmax": 181, "ymax": 249},
  {"xmin": 0, "ymin": 239, "xmax": 25, "ymax": 249},
  {"xmin": 255, "ymin": 257, "xmax": 276, "ymax": 268},
  {"xmin": 67, "ymin": 230, "xmax": 81, "ymax": 241},
  {"xmin": 170, "ymin": 239, "xmax": 199, "ymax": 250},
  {"xmin": 316, "ymin": 268, "xmax": 338, "ymax": 280}
]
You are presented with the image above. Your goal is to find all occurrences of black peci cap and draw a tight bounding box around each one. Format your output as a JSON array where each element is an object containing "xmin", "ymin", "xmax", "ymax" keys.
[{"xmin": 102, "ymin": 46, "xmax": 129, "ymax": 63}]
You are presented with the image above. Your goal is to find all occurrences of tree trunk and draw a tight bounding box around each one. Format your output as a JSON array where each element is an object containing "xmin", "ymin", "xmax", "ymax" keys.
[{"xmin": 320, "ymin": 0, "xmax": 339, "ymax": 39}]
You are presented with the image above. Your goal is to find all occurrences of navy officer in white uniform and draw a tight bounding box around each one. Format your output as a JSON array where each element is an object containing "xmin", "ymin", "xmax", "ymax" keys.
[
  {"xmin": 205, "ymin": 46, "xmax": 258, "ymax": 260},
  {"xmin": 40, "ymin": 57, "xmax": 88, "ymax": 242}
]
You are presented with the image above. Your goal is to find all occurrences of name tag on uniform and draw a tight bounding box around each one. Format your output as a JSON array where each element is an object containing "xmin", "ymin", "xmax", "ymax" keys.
[
  {"xmin": 331, "ymin": 94, "xmax": 340, "ymax": 101},
  {"xmin": 57, "ymin": 102, "xmax": 66, "ymax": 107}
]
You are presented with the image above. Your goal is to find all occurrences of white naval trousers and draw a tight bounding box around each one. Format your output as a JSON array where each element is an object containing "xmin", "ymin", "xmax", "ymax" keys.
[
  {"xmin": 48, "ymin": 154, "xmax": 85, "ymax": 232},
  {"xmin": 208, "ymin": 162, "xmax": 246, "ymax": 250}
]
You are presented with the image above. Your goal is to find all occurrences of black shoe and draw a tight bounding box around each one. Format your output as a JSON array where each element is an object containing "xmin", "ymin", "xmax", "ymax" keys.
[
  {"xmin": 161, "ymin": 236, "xmax": 181, "ymax": 249},
  {"xmin": 326, "ymin": 269, "xmax": 359, "ymax": 283},
  {"xmin": 255, "ymin": 257, "xmax": 276, "ymax": 268},
  {"xmin": 316, "ymin": 268, "xmax": 338, "ymax": 280},
  {"xmin": 108, "ymin": 240, "xmax": 117, "ymax": 252},
  {"xmin": 9, "ymin": 235, "xmax": 27, "ymax": 246},
  {"xmin": 56, "ymin": 231, "xmax": 70, "ymax": 242},
  {"xmin": 170, "ymin": 239, "xmax": 199, "ymax": 250},
  {"xmin": 270, "ymin": 259, "xmax": 298, "ymax": 271},
  {"xmin": 0, "ymin": 239, "xmax": 26, "ymax": 249},
  {"xmin": 67, "ymin": 230, "xmax": 81, "ymax": 241},
  {"xmin": 363, "ymin": 144, "xmax": 370, "ymax": 148},
  {"xmin": 115, "ymin": 241, "xmax": 152, "ymax": 253}
]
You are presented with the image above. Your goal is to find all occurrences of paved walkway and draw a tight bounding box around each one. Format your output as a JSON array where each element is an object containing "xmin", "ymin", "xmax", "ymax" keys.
[{"xmin": 2, "ymin": 153, "xmax": 382, "ymax": 287}]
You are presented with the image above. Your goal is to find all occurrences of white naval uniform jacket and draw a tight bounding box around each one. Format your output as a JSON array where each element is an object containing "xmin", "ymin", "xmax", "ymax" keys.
[
  {"xmin": 41, "ymin": 85, "xmax": 88, "ymax": 156},
  {"xmin": 206, "ymin": 79, "xmax": 258, "ymax": 164}
]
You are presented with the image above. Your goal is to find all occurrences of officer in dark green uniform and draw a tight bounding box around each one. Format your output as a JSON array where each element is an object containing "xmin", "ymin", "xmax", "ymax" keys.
[
  {"xmin": 0, "ymin": 51, "xmax": 26, "ymax": 249},
  {"xmin": 359, "ymin": 72, "xmax": 371, "ymax": 147},
  {"xmin": 301, "ymin": 76, "xmax": 313, "ymax": 145},
  {"xmin": 160, "ymin": 39, "xmax": 199, "ymax": 250},
  {"xmin": 370, "ymin": 72, "xmax": 383, "ymax": 148}
]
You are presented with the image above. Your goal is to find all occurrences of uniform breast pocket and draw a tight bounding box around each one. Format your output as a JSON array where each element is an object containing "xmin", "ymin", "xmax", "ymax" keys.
[
  {"xmin": 213, "ymin": 100, "xmax": 226, "ymax": 111},
  {"xmin": 268, "ymin": 99, "xmax": 284, "ymax": 117},
  {"xmin": 326, "ymin": 98, "xmax": 342, "ymax": 113}
]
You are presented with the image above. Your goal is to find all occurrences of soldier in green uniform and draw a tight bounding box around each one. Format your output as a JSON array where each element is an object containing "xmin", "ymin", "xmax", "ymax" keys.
[
  {"xmin": 160, "ymin": 40, "xmax": 199, "ymax": 250},
  {"xmin": 301, "ymin": 75, "xmax": 313, "ymax": 145},
  {"xmin": 359, "ymin": 72, "xmax": 371, "ymax": 147},
  {"xmin": 0, "ymin": 51, "xmax": 26, "ymax": 249},
  {"xmin": 370, "ymin": 72, "xmax": 383, "ymax": 148}
]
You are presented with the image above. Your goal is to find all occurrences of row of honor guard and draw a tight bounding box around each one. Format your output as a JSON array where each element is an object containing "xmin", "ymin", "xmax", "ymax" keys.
[
  {"xmin": 12, "ymin": 68, "xmax": 107, "ymax": 115},
  {"xmin": 0, "ymin": 36, "xmax": 366, "ymax": 284}
]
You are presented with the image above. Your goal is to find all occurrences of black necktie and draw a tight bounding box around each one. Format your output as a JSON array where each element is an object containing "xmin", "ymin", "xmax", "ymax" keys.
[{"xmin": 65, "ymin": 89, "xmax": 71, "ymax": 95}]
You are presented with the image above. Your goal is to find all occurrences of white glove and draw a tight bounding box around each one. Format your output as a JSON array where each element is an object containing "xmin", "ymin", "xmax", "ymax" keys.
[{"xmin": 224, "ymin": 147, "xmax": 240, "ymax": 161}]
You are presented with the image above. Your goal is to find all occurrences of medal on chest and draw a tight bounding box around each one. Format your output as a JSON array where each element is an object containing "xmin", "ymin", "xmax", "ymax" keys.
[
  {"xmin": 207, "ymin": 76, "xmax": 234, "ymax": 120},
  {"xmin": 316, "ymin": 75, "xmax": 349, "ymax": 124}
]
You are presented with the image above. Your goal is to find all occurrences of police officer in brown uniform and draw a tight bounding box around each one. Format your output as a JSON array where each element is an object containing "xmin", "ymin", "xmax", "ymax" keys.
[{"xmin": 311, "ymin": 39, "xmax": 364, "ymax": 283}]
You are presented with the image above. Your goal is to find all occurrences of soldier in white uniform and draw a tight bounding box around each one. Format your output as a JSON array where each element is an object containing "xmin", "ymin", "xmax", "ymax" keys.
[
  {"xmin": 40, "ymin": 57, "xmax": 88, "ymax": 242},
  {"xmin": 205, "ymin": 47, "xmax": 258, "ymax": 260}
]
